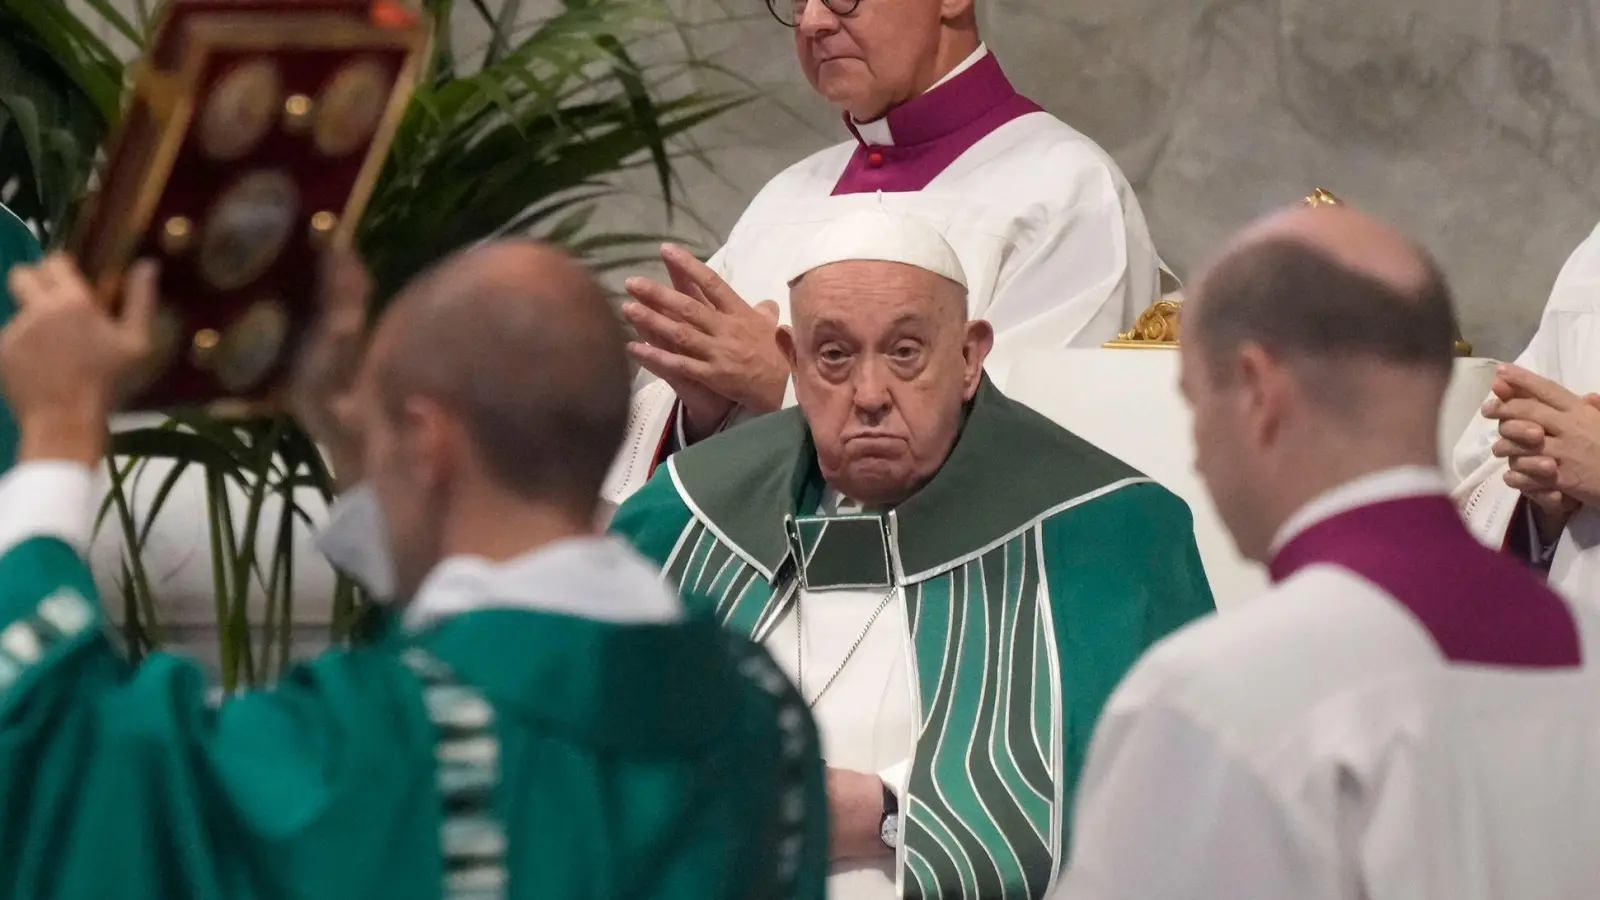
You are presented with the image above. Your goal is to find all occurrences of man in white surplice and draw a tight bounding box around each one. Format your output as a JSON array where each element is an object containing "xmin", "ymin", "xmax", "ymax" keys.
[
  {"xmin": 610, "ymin": 208, "xmax": 1213, "ymax": 900},
  {"xmin": 1453, "ymin": 222, "xmax": 1600, "ymax": 605},
  {"xmin": 601, "ymin": 0, "xmax": 1167, "ymax": 513},
  {"xmin": 1057, "ymin": 204, "xmax": 1600, "ymax": 900}
]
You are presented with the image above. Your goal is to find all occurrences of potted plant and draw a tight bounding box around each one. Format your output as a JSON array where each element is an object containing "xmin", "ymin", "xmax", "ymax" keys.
[{"xmin": 0, "ymin": 0, "xmax": 745, "ymax": 690}]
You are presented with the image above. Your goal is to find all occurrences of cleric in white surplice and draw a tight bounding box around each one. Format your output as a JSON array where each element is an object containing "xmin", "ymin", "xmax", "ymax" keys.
[
  {"xmin": 1453, "ymin": 220, "xmax": 1600, "ymax": 606},
  {"xmin": 601, "ymin": 0, "xmax": 1166, "ymax": 510},
  {"xmin": 1054, "ymin": 205, "xmax": 1600, "ymax": 900}
]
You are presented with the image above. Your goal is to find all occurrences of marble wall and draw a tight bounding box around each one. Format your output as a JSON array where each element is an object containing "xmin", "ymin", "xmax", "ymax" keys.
[{"xmin": 559, "ymin": 0, "xmax": 1600, "ymax": 360}]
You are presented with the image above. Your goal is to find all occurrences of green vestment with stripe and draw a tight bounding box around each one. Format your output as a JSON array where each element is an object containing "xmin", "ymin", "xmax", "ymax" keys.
[
  {"xmin": 611, "ymin": 378, "xmax": 1216, "ymax": 900},
  {"xmin": 0, "ymin": 533, "xmax": 830, "ymax": 899},
  {"xmin": 0, "ymin": 205, "xmax": 43, "ymax": 473}
]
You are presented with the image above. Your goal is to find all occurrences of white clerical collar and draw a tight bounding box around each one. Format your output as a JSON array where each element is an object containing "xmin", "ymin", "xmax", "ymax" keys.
[
  {"xmin": 403, "ymin": 534, "xmax": 683, "ymax": 632},
  {"xmin": 1268, "ymin": 465, "xmax": 1447, "ymax": 557},
  {"xmin": 852, "ymin": 43, "xmax": 989, "ymax": 147},
  {"xmin": 819, "ymin": 486, "xmax": 865, "ymax": 515}
]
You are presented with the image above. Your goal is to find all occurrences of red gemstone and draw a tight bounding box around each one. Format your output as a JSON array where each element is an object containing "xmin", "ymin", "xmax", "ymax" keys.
[{"xmin": 371, "ymin": 0, "xmax": 418, "ymax": 27}]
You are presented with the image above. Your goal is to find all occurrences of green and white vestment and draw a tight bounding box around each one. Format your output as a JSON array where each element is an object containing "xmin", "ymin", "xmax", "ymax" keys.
[{"xmin": 612, "ymin": 378, "xmax": 1216, "ymax": 900}]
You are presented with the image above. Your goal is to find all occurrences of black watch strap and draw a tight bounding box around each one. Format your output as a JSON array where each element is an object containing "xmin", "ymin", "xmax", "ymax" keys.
[{"xmin": 880, "ymin": 781, "xmax": 901, "ymax": 850}]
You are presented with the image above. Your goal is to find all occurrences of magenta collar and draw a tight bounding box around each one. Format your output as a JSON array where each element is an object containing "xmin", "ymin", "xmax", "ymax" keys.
[
  {"xmin": 832, "ymin": 53, "xmax": 1042, "ymax": 195},
  {"xmin": 1270, "ymin": 496, "xmax": 1581, "ymax": 668}
]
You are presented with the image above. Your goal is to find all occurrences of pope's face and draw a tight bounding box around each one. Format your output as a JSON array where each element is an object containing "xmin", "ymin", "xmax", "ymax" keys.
[
  {"xmin": 781, "ymin": 260, "xmax": 991, "ymax": 507},
  {"xmin": 793, "ymin": 0, "xmax": 945, "ymax": 121}
]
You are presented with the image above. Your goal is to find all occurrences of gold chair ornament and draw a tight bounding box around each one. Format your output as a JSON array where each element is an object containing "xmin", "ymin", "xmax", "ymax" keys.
[{"xmin": 1103, "ymin": 299, "xmax": 1181, "ymax": 349}]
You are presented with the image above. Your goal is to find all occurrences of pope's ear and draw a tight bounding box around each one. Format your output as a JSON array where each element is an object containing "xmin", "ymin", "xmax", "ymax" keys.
[
  {"xmin": 962, "ymin": 319, "xmax": 994, "ymax": 398},
  {"xmin": 776, "ymin": 325, "xmax": 799, "ymax": 373}
]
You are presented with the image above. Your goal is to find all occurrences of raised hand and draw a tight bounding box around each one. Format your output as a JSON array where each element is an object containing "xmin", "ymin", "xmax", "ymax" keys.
[
  {"xmin": 2, "ymin": 254, "xmax": 157, "ymax": 464},
  {"xmin": 289, "ymin": 247, "xmax": 373, "ymax": 489},
  {"xmin": 622, "ymin": 244, "xmax": 788, "ymax": 442}
]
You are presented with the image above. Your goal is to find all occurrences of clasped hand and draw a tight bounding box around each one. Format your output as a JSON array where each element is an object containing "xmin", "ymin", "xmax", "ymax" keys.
[
  {"xmin": 622, "ymin": 244, "xmax": 788, "ymax": 442},
  {"xmin": 1484, "ymin": 364, "xmax": 1600, "ymax": 530}
]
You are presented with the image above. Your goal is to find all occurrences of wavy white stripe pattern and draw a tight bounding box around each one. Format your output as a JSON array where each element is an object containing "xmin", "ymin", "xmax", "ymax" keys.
[{"xmin": 662, "ymin": 518, "xmax": 1060, "ymax": 900}]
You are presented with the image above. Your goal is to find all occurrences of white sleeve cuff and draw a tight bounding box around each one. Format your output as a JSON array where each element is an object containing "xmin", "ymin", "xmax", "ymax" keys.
[
  {"xmin": 672, "ymin": 400, "xmax": 744, "ymax": 449},
  {"xmin": 0, "ymin": 461, "xmax": 96, "ymax": 557},
  {"xmin": 877, "ymin": 758, "xmax": 911, "ymax": 800}
]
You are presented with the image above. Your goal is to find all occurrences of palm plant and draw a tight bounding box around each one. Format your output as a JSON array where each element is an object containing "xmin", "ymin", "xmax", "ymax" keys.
[
  {"xmin": 0, "ymin": 0, "xmax": 746, "ymax": 691},
  {"xmin": 0, "ymin": 0, "xmax": 123, "ymax": 246}
]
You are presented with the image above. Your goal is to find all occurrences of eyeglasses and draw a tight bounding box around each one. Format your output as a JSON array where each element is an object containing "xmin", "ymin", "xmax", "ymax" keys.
[{"xmin": 766, "ymin": 0, "xmax": 862, "ymax": 28}]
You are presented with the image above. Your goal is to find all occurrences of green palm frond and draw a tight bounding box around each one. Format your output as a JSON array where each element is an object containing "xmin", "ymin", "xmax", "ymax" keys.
[
  {"xmin": 0, "ymin": 0, "xmax": 121, "ymax": 246},
  {"xmin": 357, "ymin": 0, "xmax": 747, "ymax": 301}
]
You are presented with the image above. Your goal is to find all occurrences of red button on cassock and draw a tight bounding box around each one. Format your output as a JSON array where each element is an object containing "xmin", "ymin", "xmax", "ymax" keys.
[{"xmin": 867, "ymin": 151, "xmax": 884, "ymax": 167}]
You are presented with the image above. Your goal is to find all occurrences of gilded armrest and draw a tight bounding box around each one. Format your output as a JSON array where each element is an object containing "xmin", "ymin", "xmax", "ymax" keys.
[{"xmin": 1105, "ymin": 188, "xmax": 1474, "ymax": 356}]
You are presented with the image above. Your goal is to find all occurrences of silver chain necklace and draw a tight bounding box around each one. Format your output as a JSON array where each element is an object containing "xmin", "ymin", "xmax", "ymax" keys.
[{"xmin": 795, "ymin": 587, "xmax": 896, "ymax": 707}]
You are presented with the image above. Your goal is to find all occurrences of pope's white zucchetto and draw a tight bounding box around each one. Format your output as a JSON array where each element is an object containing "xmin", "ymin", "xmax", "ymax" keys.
[{"xmin": 786, "ymin": 206, "xmax": 969, "ymax": 289}]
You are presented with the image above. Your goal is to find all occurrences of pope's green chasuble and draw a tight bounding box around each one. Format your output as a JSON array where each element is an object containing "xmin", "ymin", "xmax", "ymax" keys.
[
  {"xmin": 0, "ymin": 204, "xmax": 42, "ymax": 473},
  {"xmin": 0, "ymin": 535, "xmax": 828, "ymax": 899},
  {"xmin": 611, "ymin": 379, "xmax": 1216, "ymax": 900}
]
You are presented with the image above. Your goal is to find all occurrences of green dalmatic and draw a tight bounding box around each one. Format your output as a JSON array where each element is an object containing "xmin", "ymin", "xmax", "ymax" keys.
[{"xmin": 0, "ymin": 526, "xmax": 830, "ymax": 899}]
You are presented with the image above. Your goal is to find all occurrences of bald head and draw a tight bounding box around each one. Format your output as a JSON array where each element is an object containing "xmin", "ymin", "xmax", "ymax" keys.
[
  {"xmin": 1225, "ymin": 205, "xmax": 1436, "ymax": 290},
  {"xmin": 369, "ymin": 239, "xmax": 629, "ymax": 514},
  {"xmin": 1187, "ymin": 205, "xmax": 1458, "ymax": 412},
  {"xmin": 1181, "ymin": 206, "xmax": 1462, "ymax": 562}
]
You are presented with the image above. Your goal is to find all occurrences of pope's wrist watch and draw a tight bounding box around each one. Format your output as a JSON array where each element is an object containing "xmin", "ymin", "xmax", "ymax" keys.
[{"xmin": 880, "ymin": 781, "xmax": 901, "ymax": 850}]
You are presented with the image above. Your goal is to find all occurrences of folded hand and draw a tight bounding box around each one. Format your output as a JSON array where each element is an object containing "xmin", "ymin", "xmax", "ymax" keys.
[{"xmin": 1485, "ymin": 364, "xmax": 1600, "ymax": 516}]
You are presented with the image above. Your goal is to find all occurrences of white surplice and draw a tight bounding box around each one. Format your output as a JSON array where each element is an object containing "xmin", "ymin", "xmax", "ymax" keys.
[
  {"xmin": 601, "ymin": 45, "xmax": 1165, "ymax": 514},
  {"xmin": 0, "ymin": 463, "xmax": 684, "ymax": 633},
  {"xmin": 762, "ymin": 490, "xmax": 916, "ymax": 900},
  {"xmin": 1453, "ymin": 221, "xmax": 1600, "ymax": 606},
  {"xmin": 1055, "ymin": 467, "xmax": 1600, "ymax": 900}
]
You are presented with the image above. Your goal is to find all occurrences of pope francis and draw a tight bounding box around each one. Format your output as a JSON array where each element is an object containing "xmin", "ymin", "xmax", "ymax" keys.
[
  {"xmin": 610, "ymin": 208, "xmax": 1214, "ymax": 900},
  {"xmin": 602, "ymin": 0, "xmax": 1166, "ymax": 512}
]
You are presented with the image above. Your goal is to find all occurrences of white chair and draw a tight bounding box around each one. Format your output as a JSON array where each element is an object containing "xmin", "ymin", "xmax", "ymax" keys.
[
  {"xmin": 90, "ymin": 415, "xmax": 339, "ymax": 669},
  {"xmin": 1001, "ymin": 350, "xmax": 1497, "ymax": 609}
]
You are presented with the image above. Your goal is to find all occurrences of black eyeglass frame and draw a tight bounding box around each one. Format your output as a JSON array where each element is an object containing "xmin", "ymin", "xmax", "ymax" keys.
[{"xmin": 765, "ymin": 0, "xmax": 862, "ymax": 27}]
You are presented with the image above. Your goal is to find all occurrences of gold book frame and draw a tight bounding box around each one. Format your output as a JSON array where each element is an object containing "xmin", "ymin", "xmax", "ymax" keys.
[
  {"xmin": 76, "ymin": 11, "xmax": 428, "ymax": 296},
  {"xmin": 69, "ymin": 5, "xmax": 430, "ymax": 416}
]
